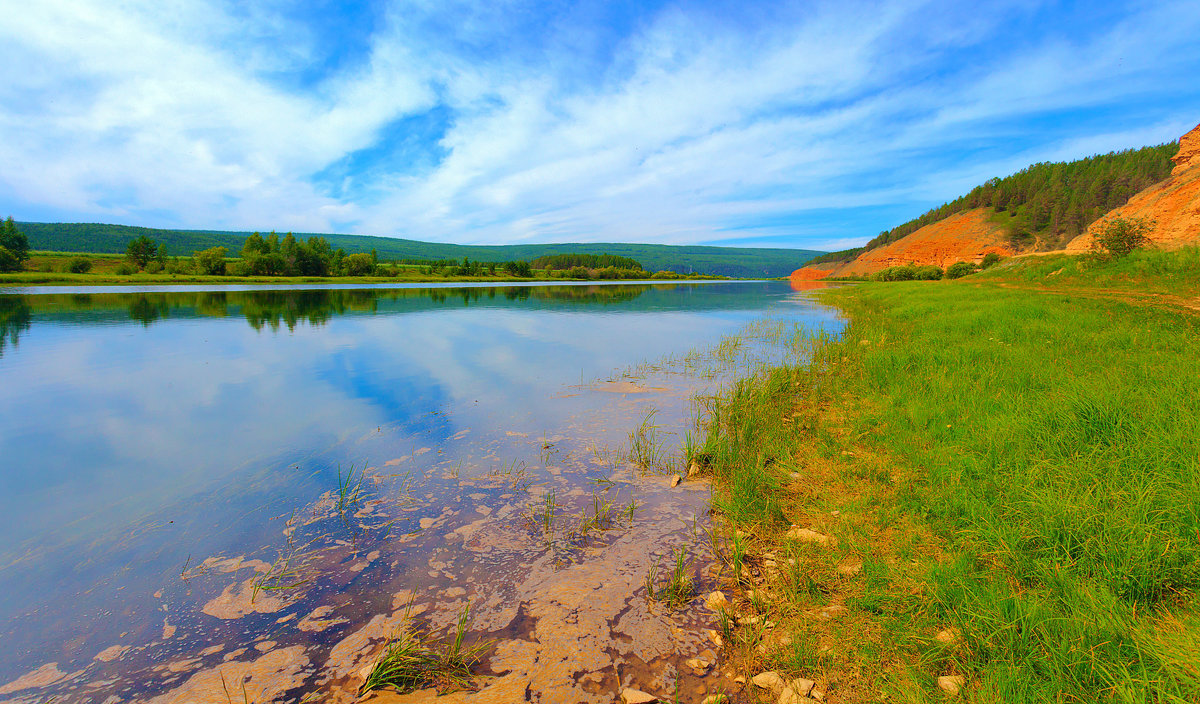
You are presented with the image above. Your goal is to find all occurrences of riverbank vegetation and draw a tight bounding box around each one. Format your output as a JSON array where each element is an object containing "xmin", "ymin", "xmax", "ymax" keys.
[{"xmin": 702, "ymin": 274, "xmax": 1199, "ymax": 701}]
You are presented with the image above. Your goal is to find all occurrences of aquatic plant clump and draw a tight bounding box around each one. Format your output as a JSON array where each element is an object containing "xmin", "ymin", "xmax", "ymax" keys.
[
  {"xmin": 360, "ymin": 602, "xmax": 492, "ymax": 696},
  {"xmin": 644, "ymin": 548, "xmax": 695, "ymax": 610}
]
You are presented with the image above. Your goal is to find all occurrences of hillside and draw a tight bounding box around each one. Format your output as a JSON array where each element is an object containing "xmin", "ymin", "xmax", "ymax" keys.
[
  {"xmin": 1066, "ymin": 123, "xmax": 1200, "ymax": 252},
  {"xmin": 796, "ymin": 209, "xmax": 1012, "ymax": 279},
  {"xmin": 793, "ymin": 135, "xmax": 1184, "ymax": 280},
  {"xmin": 16, "ymin": 222, "xmax": 820, "ymax": 278}
]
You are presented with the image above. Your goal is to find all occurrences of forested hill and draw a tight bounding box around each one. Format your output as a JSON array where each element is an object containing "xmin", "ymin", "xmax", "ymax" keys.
[
  {"xmin": 16, "ymin": 222, "xmax": 821, "ymax": 277},
  {"xmin": 817, "ymin": 142, "xmax": 1180, "ymax": 263}
]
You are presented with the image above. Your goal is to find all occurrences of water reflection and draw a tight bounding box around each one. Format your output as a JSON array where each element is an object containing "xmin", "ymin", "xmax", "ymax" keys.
[{"xmin": 0, "ymin": 281, "xmax": 841, "ymax": 701}]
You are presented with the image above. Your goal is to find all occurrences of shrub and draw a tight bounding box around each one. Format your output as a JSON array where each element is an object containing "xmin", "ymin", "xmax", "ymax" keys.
[
  {"xmin": 194, "ymin": 246, "xmax": 227, "ymax": 275},
  {"xmin": 144, "ymin": 261, "xmax": 164, "ymax": 274},
  {"xmin": 67, "ymin": 257, "xmax": 93, "ymax": 273},
  {"xmin": 914, "ymin": 265, "xmax": 944, "ymax": 280},
  {"xmin": 342, "ymin": 252, "xmax": 374, "ymax": 276},
  {"xmin": 565, "ymin": 266, "xmax": 590, "ymax": 279},
  {"xmin": 981, "ymin": 252, "xmax": 1004, "ymax": 269},
  {"xmin": 945, "ymin": 261, "xmax": 977, "ymax": 279},
  {"xmin": 1093, "ymin": 216, "xmax": 1154, "ymax": 257}
]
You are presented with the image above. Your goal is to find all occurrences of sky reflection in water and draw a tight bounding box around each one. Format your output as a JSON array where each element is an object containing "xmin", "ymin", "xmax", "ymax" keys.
[{"xmin": 0, "ymin": 281, "xmax": 842, "ymax": 684}]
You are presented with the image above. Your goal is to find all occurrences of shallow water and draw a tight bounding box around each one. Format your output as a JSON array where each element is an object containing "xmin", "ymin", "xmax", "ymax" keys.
[{"xmin": 0, "ymin": 281, "xmax": 841, "ymax": 703}]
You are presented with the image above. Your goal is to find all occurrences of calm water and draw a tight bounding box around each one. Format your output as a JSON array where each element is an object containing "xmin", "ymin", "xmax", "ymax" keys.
[{"xmin": 0, "ymin": 281, "xmax": 841, "ymax": 702}]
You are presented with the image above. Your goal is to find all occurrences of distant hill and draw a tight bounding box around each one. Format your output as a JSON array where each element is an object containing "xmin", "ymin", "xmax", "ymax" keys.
[{"xmin": 16, "ymin": 222, "xmax": 821, "ymax": 278}]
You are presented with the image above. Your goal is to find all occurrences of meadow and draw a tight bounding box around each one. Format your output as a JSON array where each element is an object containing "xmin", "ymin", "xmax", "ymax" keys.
[{"xmin": 700, "ymin": 268, "xmax": 1200, "ymax": 701}]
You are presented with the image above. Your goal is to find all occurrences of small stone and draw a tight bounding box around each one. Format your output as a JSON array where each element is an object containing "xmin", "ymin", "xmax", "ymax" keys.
[
  {"xmin": 733, "ymin": 675, "xmax": 746, "ymax": 685},
  {"xmin": 706, "ymin": 629, "xmax": 723, "ymax": 647},
  {"xmin": 751, "ymin": 671, "xmax": 786, "ymax": 695},
  {"xmin": 688, "ymin": 461, "xmax": 703, "ymax": 478},
  {"xmin": 937, "ymin": 675, "xmax": 965, "ymax": 696},
  {"xmin": 670, "ymin": 474, "xmax": 682, "ymax": 487},
  {"xmin": 685, "ymin": 657, "xmax": 711, "ymax": 671},
  {"xmin": 704, "ymin": 591, "xmax": 730, "ymax": 612},
  {"xmin": 701, "ymin": 696, "xmax": 729, "ymax": 704},
  {"xmin": 935, "ymin": 628, "xmax": 960, "ymax": 645},
  {"xmin": 810, "ymin": 689, "xmax": 825, "ymax": 701},
  {"xmin": 739, "ymin": 615, "xmax": 762, "ymax": 626},
  {"xmin": 781, "ymin": 678, "xmax": 815, "ymax": 700},
  {"xmin": 785, "ymin": 526, "xmax": 836, "ymax": 546},
  {"xmin": 836, "ymin": 560, "xmax": 863, "ymax": 576},
  {"xmin": 621, "ymin": 687, "xmax": 658, "ymax": 704}
]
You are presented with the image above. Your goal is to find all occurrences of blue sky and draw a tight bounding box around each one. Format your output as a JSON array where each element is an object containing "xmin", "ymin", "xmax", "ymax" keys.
[{"xmin": 1, "ymin": 0, "xmax": 1198, "ymax": 251}]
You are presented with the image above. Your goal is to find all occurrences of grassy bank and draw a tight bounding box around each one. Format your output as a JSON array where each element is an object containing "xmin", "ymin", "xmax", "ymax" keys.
[
  {"xmin": 977, "ymin": 246, "xmax": 1200, "ymax": 297},
  {"xmin": 701, "ymin": 279, "xmax": 1199, "ymax": 701}
]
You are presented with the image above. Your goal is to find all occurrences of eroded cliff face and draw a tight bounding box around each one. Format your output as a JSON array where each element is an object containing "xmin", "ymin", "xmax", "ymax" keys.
[
  {"xmin": 1067, "ymin": 123, "xmax": 1200, "ymax": 252},
  {"xmin": 1170, "ymin": 123, "xmax": 1200, "ymax": 175},
  {"xmin": 791, "ymin": 208, "xmax": 1013, "ymax": 279}
]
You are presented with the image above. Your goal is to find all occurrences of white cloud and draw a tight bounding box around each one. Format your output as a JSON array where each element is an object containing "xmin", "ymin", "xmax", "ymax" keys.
[{"xmin": 1, "ymin": 0, "xmax": 1198, "ymax": 246}]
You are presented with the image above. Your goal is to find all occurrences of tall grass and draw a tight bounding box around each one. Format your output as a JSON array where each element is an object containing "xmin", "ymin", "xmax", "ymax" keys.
[{"xmin": 705, "ymin": 280, "xmax": 1200, "ymax": 700}]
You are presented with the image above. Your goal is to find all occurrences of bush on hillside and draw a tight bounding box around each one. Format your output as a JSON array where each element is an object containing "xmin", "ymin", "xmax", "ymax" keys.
[
  {"xmin": 67, "ymin": 257, "xmax": 93, "ymax": 273},
  {"xmin": 945, "ymin": 261, "xmax": 977, "ymax": 279},
  {"xmin": 1093, "ymin": 216, "xmax": 1154, "ymax": 258},
  {"xmin": 914, "ymin": 265, "xmax": 944, "ymax": 280},
  {"xmin": 115, "ymin": 262, "xmax": 136, "ymax": 275},
  {"xmin": 981, "ymin": 252, "xmax": 1004, "ymax": 269}
]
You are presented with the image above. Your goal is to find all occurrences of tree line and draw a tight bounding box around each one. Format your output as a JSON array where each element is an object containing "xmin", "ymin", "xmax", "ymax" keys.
[{"xmin": 530, "ymin": 253, "xmax": 643, "ymax": 270}]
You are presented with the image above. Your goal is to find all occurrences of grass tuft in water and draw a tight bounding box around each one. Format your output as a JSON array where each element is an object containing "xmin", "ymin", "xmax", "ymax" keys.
[
  {"xmin": 645, "ymin": 548, "xmax": 695, "ymax": 610},
  {"xmin": 360, "ymin": 601, "xmax": 492, "ymax": 696}
]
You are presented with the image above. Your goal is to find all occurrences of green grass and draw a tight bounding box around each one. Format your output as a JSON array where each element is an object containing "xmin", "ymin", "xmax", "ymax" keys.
[
  {"xmin": 645, "ymin": 548, "xmax": 696, "ymax": 610},
  {"xmin": 360, "ymin": 602, "xmax": 492, "ymax": 696},
  {"xmin": 702, "ymin": 277, "xmax": 1200, "ymax": 701},
  {"xmin": 974, "ymin": 246, "xmax": 1200, "ymax": 295}
]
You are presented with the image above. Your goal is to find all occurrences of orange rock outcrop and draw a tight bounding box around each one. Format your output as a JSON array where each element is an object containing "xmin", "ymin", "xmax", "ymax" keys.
[
  {"xmin": 1170, "ymin": 123, "xmax": 1200, "ymax": 175},
  {"xmin": 791, "ymin": 208, "xmax": 1013, "ymax": 279},
  {"xmin": 1067, "ymin": 123, "xmax": 1200, "ymax": 252}
]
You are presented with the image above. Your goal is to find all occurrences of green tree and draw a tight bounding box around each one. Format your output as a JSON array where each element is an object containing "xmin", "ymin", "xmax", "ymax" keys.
[
  {"xmin": 126, "ymin": 235, "xmax": 160, "ymax": 269},
  {"xmin": 342, "ymin": 252, "xmax": 374, "ymax": 276},
  {"xmin": 0, "ymin": 217, "xmax": 29, "ymax": 264},
  {"xmin": 0, "ymin": 246, "xmax": 18, "ymax": 273},
  {"xmin": 194, "ymin": 246, "xmax": 228, "ymax": 275}
]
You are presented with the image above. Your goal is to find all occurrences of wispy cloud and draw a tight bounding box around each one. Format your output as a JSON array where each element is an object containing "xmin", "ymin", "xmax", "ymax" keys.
[{"xmin": 1, "ymin": 0, "xmax": 1198, "ymax": 249}]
